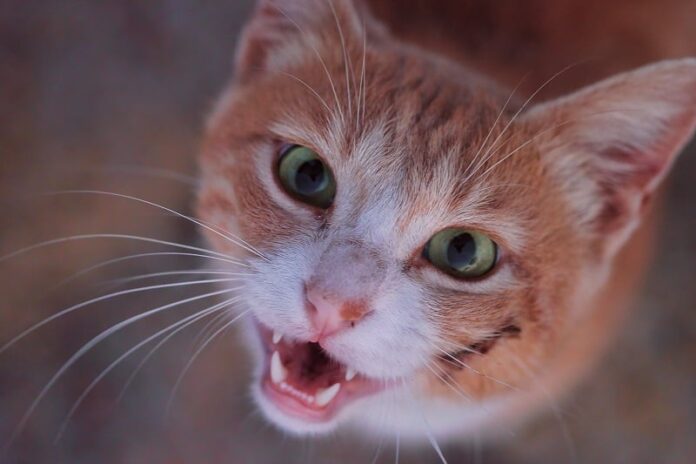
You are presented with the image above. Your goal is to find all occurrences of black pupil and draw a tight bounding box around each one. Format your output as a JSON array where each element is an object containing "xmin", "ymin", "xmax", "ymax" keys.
[
  {"xmin": 446, "ymin": 233, "xmax": 476, "ymax": 269},
  {"xmin": 295, "ymin": 159, "xmax": 326, "ymax": 194}
]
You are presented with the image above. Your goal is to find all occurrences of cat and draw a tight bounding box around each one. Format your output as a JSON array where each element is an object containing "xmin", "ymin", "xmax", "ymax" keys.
[{"xmin": 196, "ymin": 0, "xmax": 696, "ymax": 442}]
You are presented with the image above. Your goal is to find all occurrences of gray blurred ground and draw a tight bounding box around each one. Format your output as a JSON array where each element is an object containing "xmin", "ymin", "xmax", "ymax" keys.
[{"xmin": 0, "ymin": 1, "xmax": 695, "ymax": 463}]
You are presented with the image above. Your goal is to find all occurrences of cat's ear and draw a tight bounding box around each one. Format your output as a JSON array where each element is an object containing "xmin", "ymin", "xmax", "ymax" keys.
[
  {"xmin": 233, "ymin": 0, "xmax": 381, "ymax": 84},
  {"xmin": 523, "ymin": 59, "xmax": 696, "ymax": 256}
]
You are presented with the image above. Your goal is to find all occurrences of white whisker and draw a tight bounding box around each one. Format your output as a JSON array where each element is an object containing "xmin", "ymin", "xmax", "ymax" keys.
[
  {"xmin": 54, "ymin": 251, "xmax": 247, "ymax": 291},
  {"xmin": 358, "ymin": 14, "xmax": 368, "ymax": 129},
  {"xmin": 0, "ymin": 233, "xmax": 239, "ymax": 264},
  {"xmin": 0, "ymin": 278, "xmax": 241, "ymax": 356},
  {"xmin": 328, "ymin": 0, "xmax": 353, "ymax": 123},
  {"xmin": 475, "ymin": 108, "xmax": 640, "ymax": 184},
  {"xmin": 394, "ymin": 429, "xmax": 400, "ymax": 464},
  {"xmin": 420, "ymin": 356, "xmax": 473, "ymax": 403},
  {"xmin": 53, "ymin": 296, "xmax": 243, "ymax": 442},
  {"xmin": 46, "ymin": 190, "xmax": 269, "ymax": 262},
  {"xmin": 406, "ymin": 386, "xmax": 449, "ymax": 464},
  {"xmin": 279, "ymin": 71, "xmax": 333, "ymax": 117},
  {"xmin": 2, "ymin": 287, "xmax": 241, "ymax": 454},
  {"xmin": 115, "ymin": 302, "xmax": 238, "ymax": 406},
  {"xmin": 464, "ymin": 75, "xmax": 526, "ymax": 182},
  {"xmin": 110, "ymin": 269, "xmax": 249, "ymax": 286},
  {"xmin": 466, "ymin": 63, "xmax": 581, "ymax": 183},
  {"xmin": 430, "ymin": 341, "xmax": 519, "ymax": 391},
  {"xmin": 273, "ymin": 5, "xmax": 344, "ymax": 124},
  {"xmin": 164, "ymin": 309, "xmax": 250, "ymax": 415},
  {"xmin": 508, "ymin": 353, "xmax": 578, "ymax": 463}
]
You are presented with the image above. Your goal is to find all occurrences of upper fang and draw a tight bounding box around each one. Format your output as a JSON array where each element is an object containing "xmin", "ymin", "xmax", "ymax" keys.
[
  {"xmin": 272, "ymin": 331, "xmax": 282, "ymax": 344},
  {"xmin": 270, "ymin": 351, "xmax": 287, "ymax": 384},
  {"xmin": 345, "ymin": 368, "xmax": 356, "ymax": 381}
]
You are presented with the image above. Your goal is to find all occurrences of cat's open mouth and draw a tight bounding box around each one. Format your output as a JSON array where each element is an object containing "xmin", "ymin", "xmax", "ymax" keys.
[{"xmin": 255, "ymin": 323, "xmax": 385, "ymax": 422}]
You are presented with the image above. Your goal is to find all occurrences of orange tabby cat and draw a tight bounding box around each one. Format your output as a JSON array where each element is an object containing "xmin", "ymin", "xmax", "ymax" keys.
[{"xmin": 197, "ymin": 0, "xmax": 696, "ymax": 441}]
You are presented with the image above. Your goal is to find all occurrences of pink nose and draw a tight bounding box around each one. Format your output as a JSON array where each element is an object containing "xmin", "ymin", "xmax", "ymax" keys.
[{"xmin": 305, "ymin": 283, "xmax": 371, "ymax": 341}]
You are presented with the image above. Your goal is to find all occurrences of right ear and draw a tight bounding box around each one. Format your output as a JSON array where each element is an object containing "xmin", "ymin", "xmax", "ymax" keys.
[{"xmin": 234, "ymin": 0, "xmax": 375, "ymax": 84}]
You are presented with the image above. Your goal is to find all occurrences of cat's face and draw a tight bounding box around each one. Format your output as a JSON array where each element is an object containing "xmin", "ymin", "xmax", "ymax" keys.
[{"xmin": 197, "ymin": 0, "xmax": 696, "ymax": 437}]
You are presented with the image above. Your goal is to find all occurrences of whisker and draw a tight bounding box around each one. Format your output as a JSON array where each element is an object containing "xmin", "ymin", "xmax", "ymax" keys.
[
  {"xmin": 115, "ymin": 302, "xmax": 238, "ymax": 405},
  {"xmin": 475, "ymin": 107, "xmax": 643, "ymax": 184},
  {"xmin": 46, "ymin": 190, "xmax": 269, "ymax": 262},
  {"xmin": 187, "ymin": 310, "xmax": 234, "ymax": 357},
  {"xmin": 0, "ymin": 278, "xmax": 241, "ymax": 356},
  {"xmin": 406, "ymin": 386, "xmax": 448, "ymax": 464},
  {"xmin": 394, "ymin": 429, "xmax": 400, "ymax": 464},
  {"xmin": 79, "ymin": 165, "xmax": 199, "ymax": 188},
  {"xmin": 420, "ymin": 356, "xmax": 473, "ymax": 404},
  {"xmin": 419, "ymin": 352, "xmax": 522, "ymax": 439},
  {"xmin": 508, "ymin": 353, "xmax": 578, "ymax": 463},
  {"xmin": 0, "ymin": 233, "xmax": 239, "ymax": 264},
  {"xmin": 109, "ymin": 269, "xmax": 249, "ymax": 286},
  {"xmin": 279, "ymin": 71, "xmax": 334, "ymax": 117},
  {"xmin": 53, "ymin": 251, "xmax": 247, "ymax": 291},
  {"xmin": 369, "ymin": 407, "xmax": 388, "ymax": 464},
  {"xmin": 53, "ymin": 296, "xmax": 243, "ymax": 442},
  {"xmin": 2, "ymin": 287, "xmax": 241, "ymax": 454},
  {"xmin": 465, "ymin": 62, "xmax": 583, "ymax": 183},
  {"xmin": 194, "ymin": 216, "xmax": 269, "ymax": 263},
  {"xmin": 328, "ymin": 0, "xmax": 353, "ymax": 123},
  {"xmin": 358, "ymin": 16, "xmax": 367, "ymax": 130},
  {"xmin": 273, "ymin": 5, "xmax": 344, "ymax": 124},
  {"xmin": 430, "ymin": 341, "xmax": 519, "ymax": 392},
  {"xmin": 362, "ymin": 20, "xmax": 369, "ymax": 127},
  {"xmin": 464, "ymin": 74, "xmax": 527, "ymax": 182},
  {"xmin": 164, "ymin": 309, "xmax": 250, "ymax": 415}
]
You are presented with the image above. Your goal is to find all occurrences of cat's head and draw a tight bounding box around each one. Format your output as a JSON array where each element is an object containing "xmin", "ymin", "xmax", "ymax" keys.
[{"xmin": 197, "ymin": 0, "xmax": 696, "ymax": 437}]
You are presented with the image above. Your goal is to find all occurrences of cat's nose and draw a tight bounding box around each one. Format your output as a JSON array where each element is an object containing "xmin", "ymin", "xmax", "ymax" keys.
[{"xmin": 304, "ymin": 283, "xmax": 372, "ymax": 341}]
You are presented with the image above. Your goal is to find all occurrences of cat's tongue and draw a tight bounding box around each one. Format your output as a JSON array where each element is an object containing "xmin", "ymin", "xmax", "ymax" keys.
[{"xmin": 258, "ymin": 324, "xmax": 382, "ymax": 421}]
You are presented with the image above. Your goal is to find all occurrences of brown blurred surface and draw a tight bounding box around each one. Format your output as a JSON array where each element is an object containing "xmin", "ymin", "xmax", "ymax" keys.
[{"xmin": 1, "ymin": 1, "xmax": 695, "ymax": 463}]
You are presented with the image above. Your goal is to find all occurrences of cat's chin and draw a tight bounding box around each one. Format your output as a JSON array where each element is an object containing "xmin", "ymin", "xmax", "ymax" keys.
[{"xmin": 250, "ymin": 321, "xmax": 390, "ymax": 434}]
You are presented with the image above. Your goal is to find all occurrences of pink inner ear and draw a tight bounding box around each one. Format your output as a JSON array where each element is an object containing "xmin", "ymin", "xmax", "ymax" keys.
[
  {"xmin": 524, "ymin": 59, "xmax": 696, "ymax": 244},
  {"xmin": 597, "ymin": 145, "xmax": 662, "ymax": 191},
  {"xmin": 578, "ymin": 100, "xmax": 696, "ymax": 196}
]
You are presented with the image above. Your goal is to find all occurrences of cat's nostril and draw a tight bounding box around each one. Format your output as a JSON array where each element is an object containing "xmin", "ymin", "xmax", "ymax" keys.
[{"xmin": 304, "ymin": 282, "xmax": 370, "ymax": 340}]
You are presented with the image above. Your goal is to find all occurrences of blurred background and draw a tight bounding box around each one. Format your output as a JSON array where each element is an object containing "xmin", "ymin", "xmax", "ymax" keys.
[{"xmin": 1, "ymin": 1, "xmax": 695, "ymax": 463}]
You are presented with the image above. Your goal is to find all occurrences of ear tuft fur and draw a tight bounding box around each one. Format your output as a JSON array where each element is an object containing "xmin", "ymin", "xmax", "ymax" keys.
[
  {"xmin": 233, "ymin": 0, "xmax": 371, "ymax": 84},
  {"xmin": 524, "ymin": 58, "xmax": 696, "ymax": 253}
]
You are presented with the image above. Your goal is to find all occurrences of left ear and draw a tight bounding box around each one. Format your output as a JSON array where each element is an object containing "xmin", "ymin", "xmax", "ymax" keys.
[
  {"xmin": 522, "ymin": 58, "xmax": 696, "ymax": 256},
  {"xmin": 233, "ymin": 0, "xmax": 377, "ymax": 85}
]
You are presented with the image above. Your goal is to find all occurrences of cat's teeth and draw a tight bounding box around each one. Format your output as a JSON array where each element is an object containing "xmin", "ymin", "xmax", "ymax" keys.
[
  {"xmin": 345, "ymin": 368, "xmax": 356, "ymax": 381},
  {"xmin": 270, "ymin": 351, "xmax": 287, "ymax": 384},
  {"xmin": 315, "ymin": 383, "xmax": 341, "ymax": 407},
  {"xmin": 272, "ymin": 331, "xmax": 282, "ymax": 344}
]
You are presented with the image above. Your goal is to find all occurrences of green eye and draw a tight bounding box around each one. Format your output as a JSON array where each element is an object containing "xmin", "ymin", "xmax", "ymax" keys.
[
  {"xmin": 423, "ymin": 228, "xmax": 498, "ymax": 278},
  {"xmin": 277, "ymin": 145, "xmax": 336, "ymax": 209}
]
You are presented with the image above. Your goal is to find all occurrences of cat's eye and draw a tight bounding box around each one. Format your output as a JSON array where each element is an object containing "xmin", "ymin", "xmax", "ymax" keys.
[
  {"xmin": 423, "ymin": 228, "xmax": 498, "ymax": 278},
  {"xmin": 277, "ymin": 145, "xmax": 336, "ymax": 209}
]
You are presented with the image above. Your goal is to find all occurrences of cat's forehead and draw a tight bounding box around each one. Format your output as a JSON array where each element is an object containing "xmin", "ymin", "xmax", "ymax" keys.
[
  {"xmin": 269, "ymin": 97, "xmax": 530, "ymax": 254},
  {"xmin": 270, "ymin": 60, "xmax": 514, "ymax": 190},
  {"xmin": 218, "ymin": 46, "xmax": 536, "ymax": 253}
]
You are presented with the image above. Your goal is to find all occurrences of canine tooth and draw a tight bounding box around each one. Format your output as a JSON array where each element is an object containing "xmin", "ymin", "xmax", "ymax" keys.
[
  {"xmin": 315, "ymin": 383, "xmax": 341, "ymax": 407},
  {"xmin": 270, "ymin": 351, "xmax": 287, "ymax": 384},
  {"xmin": 272, "ymin": 331, "xmax": 282, "ymax": 344},
  {"xmin": 345, "ymin": 368, "xmax": 356, "ymax": 381}
]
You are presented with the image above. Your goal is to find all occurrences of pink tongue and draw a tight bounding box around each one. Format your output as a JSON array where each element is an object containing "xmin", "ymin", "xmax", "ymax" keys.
[{"xmin": 283, "ymin": 342, "xmax": 342, "ymax": 391}]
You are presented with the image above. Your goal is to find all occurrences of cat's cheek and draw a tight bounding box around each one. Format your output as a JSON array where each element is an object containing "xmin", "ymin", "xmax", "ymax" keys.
[{"xmin": 321, "ymin": 298, "xmax": 436, "ymax": 379}]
